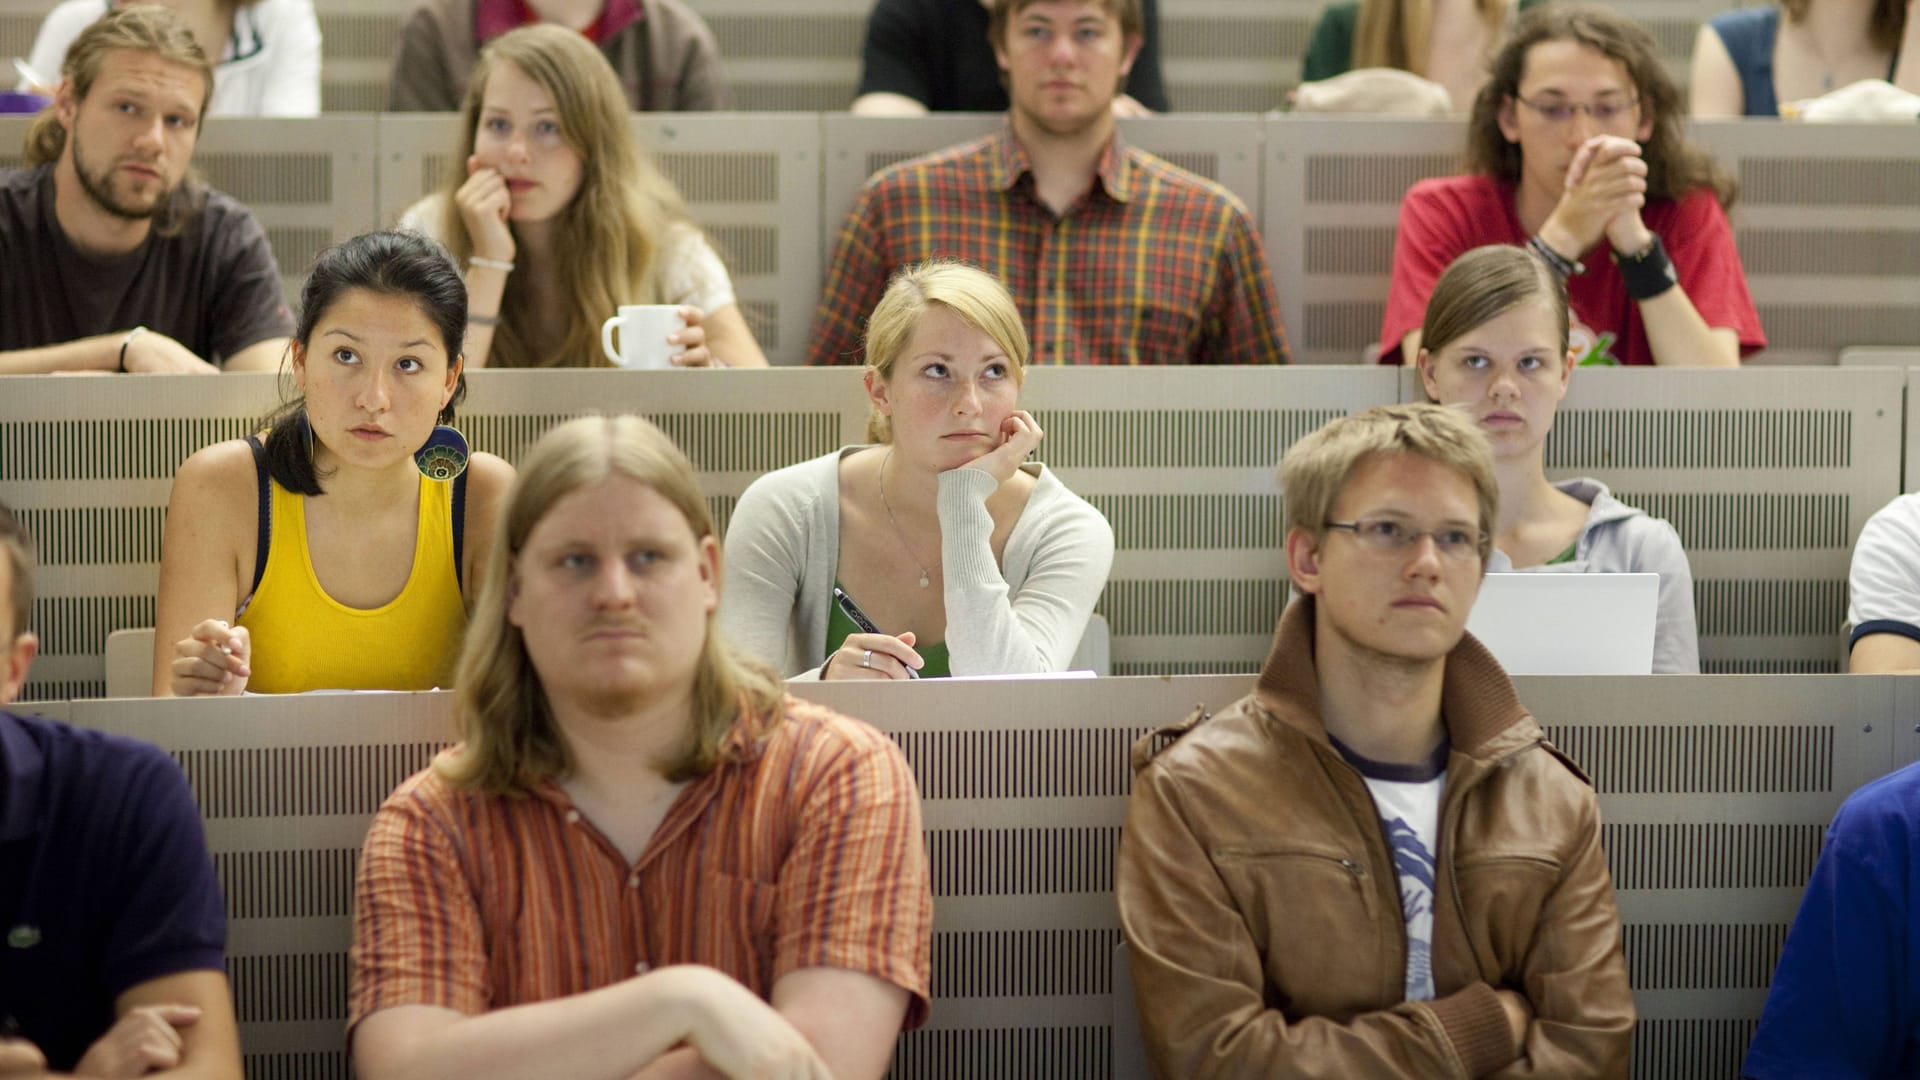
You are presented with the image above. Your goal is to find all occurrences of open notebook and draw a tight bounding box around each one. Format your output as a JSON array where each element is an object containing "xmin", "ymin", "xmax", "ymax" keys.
[{"xmin": 1465, "ymin": 573, "xmax": 1660, "ymax": 675}]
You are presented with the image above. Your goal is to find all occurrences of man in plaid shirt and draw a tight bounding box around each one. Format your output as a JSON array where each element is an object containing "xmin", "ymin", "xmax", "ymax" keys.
[{"xmin": 809, "ymin": 0, "xmax": 1289, "ymax": 366}]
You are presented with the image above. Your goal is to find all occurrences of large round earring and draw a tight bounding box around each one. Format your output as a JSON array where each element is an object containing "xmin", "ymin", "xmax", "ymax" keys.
[{"xmin": 415, "ymin": 425, "xmax": 470, "ymax": 481}]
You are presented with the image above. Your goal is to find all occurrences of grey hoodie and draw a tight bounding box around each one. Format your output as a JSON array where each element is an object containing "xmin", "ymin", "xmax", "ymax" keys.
[{"xmin": 1486, "ymin": 477, "xmax": 1700, "ymax": 674}]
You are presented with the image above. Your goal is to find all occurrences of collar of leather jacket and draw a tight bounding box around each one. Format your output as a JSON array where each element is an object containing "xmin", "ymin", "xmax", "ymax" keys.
[{"xmin": 1250, "ymin": 595, "xmax": 1547, "ymax": 767}]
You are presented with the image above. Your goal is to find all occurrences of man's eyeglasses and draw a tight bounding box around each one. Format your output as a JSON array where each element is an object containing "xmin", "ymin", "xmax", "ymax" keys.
[
  {"xmin": 1325, "ymin": 517, "xmax": 1488, "ymax": 562},
  {"xmin": 1513, "ymin": 94, "xmax": 1639, "ymax": 124}
]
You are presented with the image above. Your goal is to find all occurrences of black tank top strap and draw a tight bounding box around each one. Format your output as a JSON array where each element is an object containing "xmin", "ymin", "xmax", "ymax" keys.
[
  {"xmin": 452, "ymin": 467, "xmax": 469, "ymax": 593},
  {"xmin": 244, "ymin": 435, "xmax": 271, "ymax": 603}
]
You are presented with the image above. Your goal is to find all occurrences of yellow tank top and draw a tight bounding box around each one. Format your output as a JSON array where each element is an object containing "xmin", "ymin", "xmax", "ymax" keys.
[{"xmin": 237, "ymin": 474, "xmax": 466, "ymax": 693}]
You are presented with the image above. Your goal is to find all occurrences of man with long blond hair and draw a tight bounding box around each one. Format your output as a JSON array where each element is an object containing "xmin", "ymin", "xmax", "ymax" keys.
[
  {"xmin": 1118, "ymin": 404, "xmax": 1633, "ymax": 1076},
  {"xmin": 348, "ymin": 416, "xmax": 932, "ymax": 1080},
  {"xmin": 0, "ymin": 4, "xmax": 291, "ymax": 375}
]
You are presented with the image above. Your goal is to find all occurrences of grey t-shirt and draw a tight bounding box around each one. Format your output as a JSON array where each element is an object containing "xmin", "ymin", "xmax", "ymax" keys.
[{"xmin": 0, "ymin": 165, "xmax": 292, "ymax": 364}]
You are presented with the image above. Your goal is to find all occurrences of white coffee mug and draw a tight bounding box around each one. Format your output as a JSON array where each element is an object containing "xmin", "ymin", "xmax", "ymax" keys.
[{"xmin": 600, "ymin": 305, "xmax": 687, "ymax": 369}]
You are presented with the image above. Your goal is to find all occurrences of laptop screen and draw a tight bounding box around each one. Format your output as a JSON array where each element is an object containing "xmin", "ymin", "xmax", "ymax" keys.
[{"xmin": 1465, "ymin": 573, "xmax": 1660, "ymax": 675}]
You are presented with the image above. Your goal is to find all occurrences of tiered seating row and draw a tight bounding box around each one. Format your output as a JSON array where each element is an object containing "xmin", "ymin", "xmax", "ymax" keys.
[
  {"xmin": 2, "ymin": 366, "xmax": 1905, "ymax": 702},
  {"xmin": 20, "ymin": 668, "xmax": 1913, "ymax": 1078},
  {"xmin": 0, "ymin": 0, "xmax": 1746, "ymax": 114},
  {"xmin": 3, "ymin": 114, "xmax": 1915, "ymax": 365}
]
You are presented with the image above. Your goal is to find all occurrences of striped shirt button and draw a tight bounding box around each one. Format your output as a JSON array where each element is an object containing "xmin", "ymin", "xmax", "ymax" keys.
[
  {"xmin": 565, "ymin": 810, "xmax": 581, "ymax": 824},
  {"xmin": 634, "ymin": 961, "xmax": 650, "ymax": 975},
  {"xmin": 627, "ymin": 873, "xmax": 640, "ymax": 888}
]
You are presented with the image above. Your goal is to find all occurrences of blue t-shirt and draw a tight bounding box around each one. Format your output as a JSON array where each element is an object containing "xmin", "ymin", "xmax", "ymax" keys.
[
  {"xmin": 1743, "ymin": 760, "xmax": 1920, "ymax": 1077},
  {"xmin": 0, "ymin": 713, "xmax": 227, "ymax": 1071},
  {"xmin": 1708, "ymin": 7, "xmax": 1786, "ymax": 118}
]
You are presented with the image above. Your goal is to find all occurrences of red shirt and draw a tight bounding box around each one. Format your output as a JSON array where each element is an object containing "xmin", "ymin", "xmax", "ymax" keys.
[
  {"xmin": 474, "ymin": 0, "xmax": 640, "ymax": 44},
  {"xmin": 1379, "ymin": 174, "xmax": 1765, "ymax": 366}
]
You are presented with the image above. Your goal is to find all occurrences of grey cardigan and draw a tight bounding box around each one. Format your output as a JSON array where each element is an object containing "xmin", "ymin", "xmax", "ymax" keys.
[
  {"xmin": 719, "ymin": 447, "xmax": 1115, "ymax": 678},
  {"xmin": 1487, "ymin": 477, "xmax": 1699, "ymax": 674}
]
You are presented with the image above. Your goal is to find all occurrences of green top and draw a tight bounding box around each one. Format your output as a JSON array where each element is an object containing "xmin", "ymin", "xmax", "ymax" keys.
[
  {"xmin": 826, "ymin": 583, "xmax": 952, "ymax": 678},
  {"xmin": 1302, "ymin": 1, "xmax": 1362, "ymax": 83},
  {"xmin": 1301, "ymin": 0, "xmax": 1544, "ymax": 83},
  {"xmin": 1546, "ymin": 539, "xmax": 1579, "ymax": 566}
]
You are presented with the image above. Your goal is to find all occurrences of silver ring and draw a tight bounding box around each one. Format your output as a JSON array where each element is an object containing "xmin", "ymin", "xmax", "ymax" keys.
[{"xmin": 861, "ymin": 649, "xmax": 873, "ymax": 669}]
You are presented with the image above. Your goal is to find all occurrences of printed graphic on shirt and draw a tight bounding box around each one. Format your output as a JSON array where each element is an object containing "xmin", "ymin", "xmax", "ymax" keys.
[
  {"xmin": 1330, "ymin": 734, "xmax": 1447, "ymax": 1004},
  {"xmin": 1568, "ymin": 312, "xmax": 1620, "ymax": 366},
  {"xmin": 1383, "ymin": 815, "xmax": 1439, "ymax": 1001}
]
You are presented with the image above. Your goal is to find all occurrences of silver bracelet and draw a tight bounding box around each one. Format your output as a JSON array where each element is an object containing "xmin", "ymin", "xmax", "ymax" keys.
[
  {"xmin": 117, "ymin": 325, "xmax": 147, "ymax": 372},
  {"xmin": 468, "ymin": 255, "xmax": 514, "ymax": 272}
]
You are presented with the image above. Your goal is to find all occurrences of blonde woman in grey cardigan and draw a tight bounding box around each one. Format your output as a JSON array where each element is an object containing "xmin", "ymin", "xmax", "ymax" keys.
[
  {"xmin": 720, "ymin": 263, "xmax": 1114, "ymax": 679},
  {"xmin": 1418, "ymin": 245, "xmax": 1700, "ymax": 673}
]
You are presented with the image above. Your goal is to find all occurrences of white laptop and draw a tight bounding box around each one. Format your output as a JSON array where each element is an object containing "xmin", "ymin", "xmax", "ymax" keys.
[{"xmin": 1466, "ymin": 573, "xmax": 1660, "ymax": 675}]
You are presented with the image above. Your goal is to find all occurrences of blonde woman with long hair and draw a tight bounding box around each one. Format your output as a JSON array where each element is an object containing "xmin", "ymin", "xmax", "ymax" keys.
[
  {"xmin": 1302, "ymin": 0, "xmax": 1517, "ymax": 110},
  {"xmin": 721, "ymin": 261, "xmax": 1113, "ymax": 680},
  {"xmin": 398, "ymin": 24, "xmax": 767, "ymax": 368}
]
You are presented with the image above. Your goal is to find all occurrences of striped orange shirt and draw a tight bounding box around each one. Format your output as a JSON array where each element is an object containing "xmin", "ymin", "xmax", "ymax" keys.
[{"xmin": 348, "ymin": 696, "xmax": 933, "ymax": 1030}]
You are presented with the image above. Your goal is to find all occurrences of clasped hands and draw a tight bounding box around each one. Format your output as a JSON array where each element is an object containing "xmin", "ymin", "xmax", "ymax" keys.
[{"xmin": 1538, "ymin": 135, "xmax": 1656, "ymax": 262}]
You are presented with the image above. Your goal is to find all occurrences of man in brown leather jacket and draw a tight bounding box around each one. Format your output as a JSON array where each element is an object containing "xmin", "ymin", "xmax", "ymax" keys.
[{"xmin": 1118, "ymin": 403, "xmax": 1633, "ymax": 1078}]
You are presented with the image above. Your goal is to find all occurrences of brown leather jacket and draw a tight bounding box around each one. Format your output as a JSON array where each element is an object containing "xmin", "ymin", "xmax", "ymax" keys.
[{"xmin": 1117, "ymin": 598, "xmax": 1634, "ymax": 1078}]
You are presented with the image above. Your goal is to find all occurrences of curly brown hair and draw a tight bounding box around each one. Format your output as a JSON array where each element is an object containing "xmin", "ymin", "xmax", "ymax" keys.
[{"xmin": 1466, "ymin": 3, "xmax": 1736, "ymax": 209}]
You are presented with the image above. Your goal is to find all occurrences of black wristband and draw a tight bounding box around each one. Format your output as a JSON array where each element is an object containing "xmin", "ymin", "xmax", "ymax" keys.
[{"xmin": 1613, "ymin": 234, "xmax": 1678, "ymax": 301}]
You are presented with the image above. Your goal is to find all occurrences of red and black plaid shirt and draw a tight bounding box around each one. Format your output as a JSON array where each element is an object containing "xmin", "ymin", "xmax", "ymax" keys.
[{"xmin": 808, "ymin": 127, "xmax": 1289, "ymax": 366}]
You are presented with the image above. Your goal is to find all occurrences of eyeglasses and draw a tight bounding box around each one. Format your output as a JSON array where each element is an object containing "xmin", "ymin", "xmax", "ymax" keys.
[
  {"xmin": 1325, "ymin": 517, "xmax": 1488, "ymax": 562},
  {"xmin": 1513, "ymin": 94, "xmax": 1639, "ymax": 124}
]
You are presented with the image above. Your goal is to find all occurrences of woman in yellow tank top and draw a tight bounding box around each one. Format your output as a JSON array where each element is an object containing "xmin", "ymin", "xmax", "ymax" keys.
[{"xmin": 153, "ymin": 231, "xmax": 515, "ymax": 695}]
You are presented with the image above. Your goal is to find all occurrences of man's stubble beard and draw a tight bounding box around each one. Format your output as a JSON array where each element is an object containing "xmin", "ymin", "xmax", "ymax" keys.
[{"xmin": 70, "ymin": 129, "xmax": 169, "ymax": 222}]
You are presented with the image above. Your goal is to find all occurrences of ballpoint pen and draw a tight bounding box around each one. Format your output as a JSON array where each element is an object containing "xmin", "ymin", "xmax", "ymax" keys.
[{"xmin": 832, "ymin": 585, "xmax": 920, "ymax": 679}]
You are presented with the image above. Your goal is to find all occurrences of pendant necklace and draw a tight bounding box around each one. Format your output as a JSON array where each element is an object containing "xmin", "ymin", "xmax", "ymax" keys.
[{"xmin": 880, "ymin": 449, "xmax": 939, "ymax": 588}]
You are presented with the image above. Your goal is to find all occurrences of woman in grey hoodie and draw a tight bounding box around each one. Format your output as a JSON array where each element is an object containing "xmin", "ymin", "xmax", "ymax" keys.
[{"xmin": 1416, "ymin": 245, "xmax": 1700, "ymax": 673}]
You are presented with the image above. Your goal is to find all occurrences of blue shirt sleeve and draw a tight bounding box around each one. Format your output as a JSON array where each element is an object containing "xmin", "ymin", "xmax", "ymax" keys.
[
  {"xmin": 1744, "ymin": 770, "xmax": 1920, "ymax": 1077},
  {"xmin": 99, "ymin": 739, "xmax": 228, "ymax": 998}
]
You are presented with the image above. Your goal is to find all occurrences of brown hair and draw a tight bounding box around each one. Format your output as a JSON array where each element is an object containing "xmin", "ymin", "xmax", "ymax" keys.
[
  {"xmin": 1466, "ymin": 3, "xmax": 1736, "ymax": 208},
  {"xmin": 1781, "ymin": 0, "xmax": 1907, "ymax": 55},
  {"xmin": 25, "ymin": 4, "xmax": 212, "ymax": 167},
  {"xmin": 437, "ymin": 25, "xmax": 696, "ymax": 368},
  {"xmin": 862, "ymin": 261, "xmax": 1030, "ymax": 443},
  {"xmin": 0, "ymin": 501, "xmax": 34, "ymax": 640},
  {"xmin": 1421, "ymin": 244, "xmax": 1569, "ymax": 358},
  {"xmin": 987, "ymin": 0, "xmax": 1144, "ymax": 49},
  {"xmin": 1280, "ymin": 403, "xmax": 1498, "ymax": 562},
  {"xmin": 1353, "ymin": 0, "xmax": 1506, "ymax": 76},
  {"xmin": 438, "ymin": 415, "xmax": 785, "ymax": 795}
]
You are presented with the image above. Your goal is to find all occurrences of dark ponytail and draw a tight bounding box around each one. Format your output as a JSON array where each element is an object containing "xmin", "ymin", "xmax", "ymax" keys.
[{"xmin": 261, "ymin": 230, "xmax": 469, "ymax": 495}]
